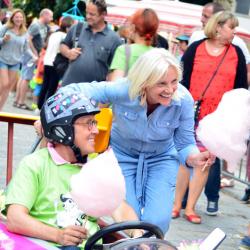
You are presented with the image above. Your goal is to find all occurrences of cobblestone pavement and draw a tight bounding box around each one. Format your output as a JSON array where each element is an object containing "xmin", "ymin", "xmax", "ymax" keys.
[{"xmin": 1, "ymin": 94, "xmax": 249, "ymax": 249}]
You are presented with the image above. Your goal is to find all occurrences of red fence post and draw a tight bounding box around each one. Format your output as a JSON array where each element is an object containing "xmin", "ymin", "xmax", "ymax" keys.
[{"xmin": 6, "ymin": 122, "xmax": 14, "ymax": 185}]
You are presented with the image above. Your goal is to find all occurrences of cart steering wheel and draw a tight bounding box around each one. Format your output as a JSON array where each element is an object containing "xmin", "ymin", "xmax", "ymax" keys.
[{"xmin": 84, "ymin": 221, "xmax": 164, "ymax": 250}]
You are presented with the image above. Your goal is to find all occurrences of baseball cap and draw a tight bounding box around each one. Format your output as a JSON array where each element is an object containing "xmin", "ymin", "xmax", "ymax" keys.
[{"xmin": 176, "ymin": 35, "xmax": 190, "ymax": 41}]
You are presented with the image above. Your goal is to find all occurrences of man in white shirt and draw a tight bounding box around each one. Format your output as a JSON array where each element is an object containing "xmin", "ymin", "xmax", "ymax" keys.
[{"xmin": 189, "ymin": 2, "xmax": 250, "ymax": 85}]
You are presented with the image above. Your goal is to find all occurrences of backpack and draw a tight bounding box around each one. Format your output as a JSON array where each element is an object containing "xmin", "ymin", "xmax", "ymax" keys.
[{"xmin": 53, "ymin": 22, "xmax": 83, "ymax": 79}]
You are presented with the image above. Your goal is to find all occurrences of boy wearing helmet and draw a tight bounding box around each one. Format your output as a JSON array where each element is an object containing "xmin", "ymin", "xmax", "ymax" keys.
[{"xmin": 4, "ymin": 90, "xmax": 141, "ymax": 249}]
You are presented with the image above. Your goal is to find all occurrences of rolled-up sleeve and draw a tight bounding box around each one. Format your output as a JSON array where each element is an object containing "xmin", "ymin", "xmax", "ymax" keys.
[{"xmin": 174, "ymin": 89, "xmax": 200, "ymax": 165}]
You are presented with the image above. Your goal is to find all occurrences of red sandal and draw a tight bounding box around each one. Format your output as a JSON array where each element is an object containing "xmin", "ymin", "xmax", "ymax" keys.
[
  {"xmin": 184, "ymin": 214, "xmax": 201, "ymax": 224},
  {"xmin": 172, "ymin": 209, "xmax": 180, "ymax": 219}
]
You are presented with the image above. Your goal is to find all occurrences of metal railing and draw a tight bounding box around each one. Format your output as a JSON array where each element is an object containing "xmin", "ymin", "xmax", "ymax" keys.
[
  {"xmin": 0, "ymin": 112, "xmax": 39, "ymax": 185},
  {"xmin": 221, "ymin": 143, "xmax": 250, "ymax": 185}
]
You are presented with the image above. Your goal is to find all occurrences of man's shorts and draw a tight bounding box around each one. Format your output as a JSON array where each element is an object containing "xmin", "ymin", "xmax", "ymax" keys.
[
  {"xmin": 0, "ymin": 61, "xmax": 20, "ymax": 71},
  {"xmin": 20, "ymin": 53, "xmax": 36, "ymax": 81}
]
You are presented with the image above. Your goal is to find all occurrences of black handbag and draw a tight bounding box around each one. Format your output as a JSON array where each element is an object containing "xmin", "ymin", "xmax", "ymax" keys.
[
  {"xmin": 53, "ymin": 53, "xmax": 68, "ymax": 79},
  {"xmin": 53, "ymin": 22, "xmax": 84, "ymax": 78},
  {"xmin": 194, "ymin": 45, "xmax": 230, "ymax": 125},
  {"xmin": 194, "ymin": 99, "xmax": 202, "ymax": 125}
]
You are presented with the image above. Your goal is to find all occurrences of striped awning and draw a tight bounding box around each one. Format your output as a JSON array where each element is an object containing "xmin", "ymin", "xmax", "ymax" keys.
[{"xmin": 106, "ymin": 0, "xmax": 250, "ymax": 44}]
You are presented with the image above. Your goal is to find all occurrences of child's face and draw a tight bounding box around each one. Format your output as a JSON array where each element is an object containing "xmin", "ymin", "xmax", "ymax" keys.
[{"xmin": 179, "ymin": 41, "xmax": 188, "ymax": 53}]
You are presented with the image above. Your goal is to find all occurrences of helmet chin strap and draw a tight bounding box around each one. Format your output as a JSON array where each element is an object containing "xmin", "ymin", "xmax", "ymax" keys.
[{"xmin": 70, "ymin": 144, "xmax": 87, "ymax": 164}]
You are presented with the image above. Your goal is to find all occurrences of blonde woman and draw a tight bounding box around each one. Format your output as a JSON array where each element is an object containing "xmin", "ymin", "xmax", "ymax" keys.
[
  {"xmin": 60, "ymin": 48, "xmax": 215, "ymax": 234},
  {"xmin": 0, "ymin": 9, "xmax": 33, "ymax": 110}
]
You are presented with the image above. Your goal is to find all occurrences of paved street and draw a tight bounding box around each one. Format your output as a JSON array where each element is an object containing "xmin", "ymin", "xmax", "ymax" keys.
[{"xmin": 0, "ymin": 94, "xmax": 249, "ymax": 249}]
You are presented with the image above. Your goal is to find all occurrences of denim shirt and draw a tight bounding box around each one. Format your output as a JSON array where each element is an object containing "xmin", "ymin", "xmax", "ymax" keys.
[{"xmin": 63, "ymin": 78, "xmax": 199, "ymax": 165}]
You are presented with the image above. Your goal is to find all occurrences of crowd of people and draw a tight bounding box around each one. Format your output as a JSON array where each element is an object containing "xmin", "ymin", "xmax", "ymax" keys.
[{"xmin": 0, "ymin": 0, "xmax": 249, "ymax": 249}]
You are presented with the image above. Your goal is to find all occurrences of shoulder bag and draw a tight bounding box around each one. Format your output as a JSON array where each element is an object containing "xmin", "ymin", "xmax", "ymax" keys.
[
  {"xmin": 124, "ymin": 44, "xmax": 131, "ymax": 76},
  {"xmin": 194, "ymin": 45, "xmax": 230, "ymax": 124},
  {"xmin": 53, "ymin": 22, "xmax": 84, "ymax": 79}
]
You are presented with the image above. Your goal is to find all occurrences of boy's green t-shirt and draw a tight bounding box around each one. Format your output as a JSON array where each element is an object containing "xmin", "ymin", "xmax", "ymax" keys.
[{"xmin": 5, "ymin": 148, "xmax": 99, "ymax": 248}]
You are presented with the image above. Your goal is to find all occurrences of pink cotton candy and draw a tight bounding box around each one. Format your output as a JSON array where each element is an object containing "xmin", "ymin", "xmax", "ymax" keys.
[
  {"xmin": 196, "ymin": 89, "xmax": 250, "ymax": 173},
  {"xmin": 70, "ymin": 149, "xmax": 126, "ymax": 217}
]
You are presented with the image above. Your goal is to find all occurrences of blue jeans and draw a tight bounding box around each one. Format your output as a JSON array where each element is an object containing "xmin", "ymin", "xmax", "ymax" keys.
[
  {"xmin": 112, "ymin": 144, "xmax": 179, "ymax": 234},
  {"xmin": 204, "ymin": 158, "xmax": 221, "ymax": 202},
  {"xmin": 0, "ymin": 61, "xmax": 20, "ymax": 71}
]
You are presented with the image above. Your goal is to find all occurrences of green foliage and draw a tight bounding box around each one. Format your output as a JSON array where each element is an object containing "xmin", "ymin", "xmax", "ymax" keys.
[
  {"xmin": 12, "ymin": 0, "xmax": 73, "ymax": 21},
  {"xmin": 54, "ymin": 0, "xmax": 74, "ymax": 19}
]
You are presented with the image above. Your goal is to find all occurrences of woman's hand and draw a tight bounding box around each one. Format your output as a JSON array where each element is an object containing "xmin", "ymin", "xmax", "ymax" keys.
[
  {"xmin": 34, "ymin": 120, "xmax": 43, "ymax": 137},
  {"xmin": 32, "ymin": 55, "xmax": 38, "ymax": 64},
  {"xmin": 56, "ymin": 225, "xmax": 88, "ymax": 246},
  {"xmin": 3, "ymin": 34, "xmax": 10, "ymax": 42},
  {"xmin": 34, "ymin": 120, "xmax": 50, "ymax": 148},
  {"xmin": 186, "ymin": 151, "xmax": 215, "ymax": 170},
  {"xmin": 129, "ymin": 229, "xmax": 144, "ymax": 238}
]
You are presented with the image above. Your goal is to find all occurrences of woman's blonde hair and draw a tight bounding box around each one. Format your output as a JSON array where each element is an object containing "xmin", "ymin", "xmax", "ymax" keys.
[
  {"xmin": 204, "ymin": 11, "xmax": 238, "ymax": 39},
  {"xmin": 128, "ymin": 48, "xmax": 182, "ymax": 105},
  {"xmin": 6, "ymin": 9, "xmax": 27, "ymax": 35}
]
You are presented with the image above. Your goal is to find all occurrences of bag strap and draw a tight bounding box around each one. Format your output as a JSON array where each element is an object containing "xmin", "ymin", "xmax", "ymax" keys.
[
  {"xmin": 199, "ymin": 45, "xmax": 230, "ymax": 100},
  {"xmin": 0, "ymin": 25, "xmax": 8, "ymax": 38},
  {"xmin": 44, "ymin": 24, "xmax": 50, "ymax": 42},
  {"xmin": 73, "ymin": 22, "xmax": 84, "ymax": 48},
  {"xmin": 124, "ymin": 44, "xmax": 131, "ymax": 76}
]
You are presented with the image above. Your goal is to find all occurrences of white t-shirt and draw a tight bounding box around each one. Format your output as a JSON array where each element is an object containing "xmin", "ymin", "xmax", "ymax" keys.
[
  {"xmin": 43, "ymin": 31, "xmax": 66, "ymax": 66},
  {"xmin": 189, "ymin": 30, "xmax": 250, "ymax": 64}
]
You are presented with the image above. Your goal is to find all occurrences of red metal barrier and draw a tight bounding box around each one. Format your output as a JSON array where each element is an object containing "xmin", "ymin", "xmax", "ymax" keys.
[{"xmin": 0, "ymin": 112, "xmax": 39, "ymax": 185}]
